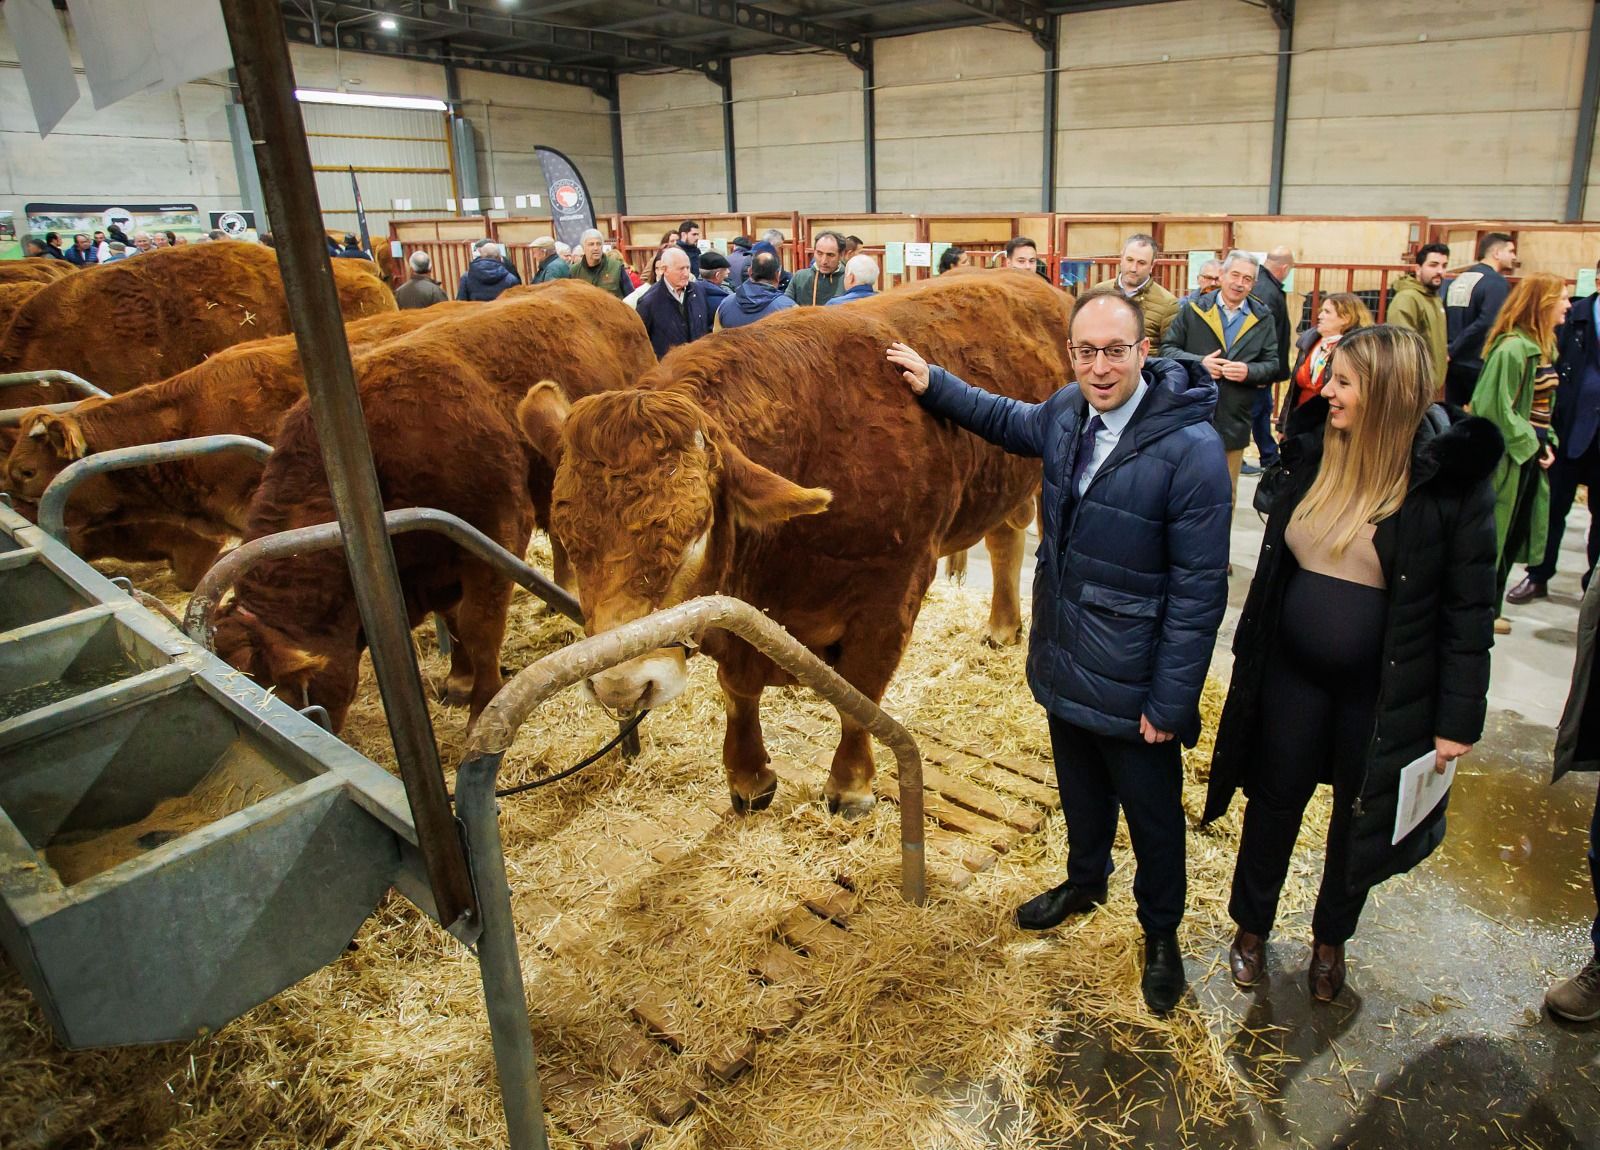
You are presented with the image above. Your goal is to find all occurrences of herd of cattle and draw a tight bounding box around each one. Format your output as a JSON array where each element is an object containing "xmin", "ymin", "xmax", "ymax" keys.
[{"xmin": 0, "ymin": 243, "xmax": 1074, "ymax": 813}]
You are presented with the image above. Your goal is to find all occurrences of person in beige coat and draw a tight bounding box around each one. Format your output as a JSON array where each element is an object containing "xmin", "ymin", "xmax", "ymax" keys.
[
  {"xmin": 1084, "ymin": 233, "xmax": 1178, "ymax": 343},
  {"xmin": 1387, "ymin": 243, "xmax": 1451, "ymax": 396}
]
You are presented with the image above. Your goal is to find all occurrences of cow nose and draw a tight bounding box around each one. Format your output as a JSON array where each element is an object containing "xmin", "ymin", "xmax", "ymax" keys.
[{"xmin": 588, "ymin": 670, "xmax": 651, "ymax": 712}]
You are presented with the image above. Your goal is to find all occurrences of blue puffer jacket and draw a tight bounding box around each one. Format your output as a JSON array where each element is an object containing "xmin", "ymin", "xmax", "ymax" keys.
[{"xmin": 919, "ymin": 357, "xmax": 1232, "ymax": 745}]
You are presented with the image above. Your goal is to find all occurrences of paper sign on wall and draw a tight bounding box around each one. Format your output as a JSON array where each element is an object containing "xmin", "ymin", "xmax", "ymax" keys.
[
  {"xmin": 390, "ymin": 197, "xmax": 412, "ymax": 211},
  {"xmin": 446, "ymin": 198, "xmax": 457, "ymax": 212},
  {"xmin": 1187, "ymin": 250, "xmax": 1217, "ymax": 291},
  {"xmin": 514, "ymin": 195, "xmax": 527, "ymax": 209},
  {"xmin": 525, "ymin": 194, "xmax": 540, "ymax": 208},
  {"xmin": 1579, "ymin": 268, "xmax": 1597, "ymax": 296},
  {"xmin": 884, "ymin": 242, "xmax": 906, "ymax": 275},
  {"xmin": 462, "ymin": 197, "xmax": 480, "ymax": 211},
  {"xmin": 492, "ymin": 196, "xmax": 505, "ymax": 210},
  {"xmin": 391, "ymin": 241, "xmax": 403, "ymax": 259},
  {"xmin": 904, "ymin": 242, "xmax": 931, "ymax": 268}
]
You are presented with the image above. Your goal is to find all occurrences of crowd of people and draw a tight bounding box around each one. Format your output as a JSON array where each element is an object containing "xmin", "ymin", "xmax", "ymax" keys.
[{"xmin": 23, "ymin": 224, "xmax": 255, "ymax": 264}]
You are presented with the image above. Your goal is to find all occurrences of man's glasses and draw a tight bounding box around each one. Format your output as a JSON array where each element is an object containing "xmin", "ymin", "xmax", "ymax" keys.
[{"xmin": 1069, "ymin": 342, "xmax": 1138, "ymax": 366}]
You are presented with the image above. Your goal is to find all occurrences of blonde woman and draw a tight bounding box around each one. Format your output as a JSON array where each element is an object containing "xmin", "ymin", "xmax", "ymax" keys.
[
  {"xmin": 1472, "ymin": 273, "xmax": 1570, "ymax": 633},
  {"xmin": 1205, "ymin": 325, "xmax": 1501, "ymax": 1002}
]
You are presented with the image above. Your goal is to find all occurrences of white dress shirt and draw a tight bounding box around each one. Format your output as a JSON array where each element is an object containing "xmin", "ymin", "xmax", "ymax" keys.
[{"xmin": 1076, "ymin": 377, "xmax": 1149, "ymax": 497}]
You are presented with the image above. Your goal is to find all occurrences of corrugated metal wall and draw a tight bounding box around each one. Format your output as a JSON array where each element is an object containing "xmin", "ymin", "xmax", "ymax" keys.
[{"xmin": 301, "ymin": 103, "xmax": 454, "ymax": 239}]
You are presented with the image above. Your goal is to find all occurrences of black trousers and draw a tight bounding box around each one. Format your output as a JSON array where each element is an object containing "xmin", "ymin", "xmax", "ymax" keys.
[
  {"xmin": 1528, "ymin": 436, "xmax": 1600, "ymax": 585},
  {"xmin": 1230, "ymin": 570, "xmax": 1385, "ymax": 944},
  {"xmin": 1496, "ymin": 456, "xmax": 1543, "ymax": 613},
  {"xmin": 1445, "ymin": 361, "xmax": 1480, "ymax": 408},
  {"xmin": 1047, "ymin": 713, "xmax": 1186, "ymax": 934}
]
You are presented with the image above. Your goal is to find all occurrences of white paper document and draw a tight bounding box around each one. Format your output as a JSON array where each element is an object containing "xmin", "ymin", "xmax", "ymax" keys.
[{"xmin": 1392, "ymin": 750, "xmax": 1456, "ymax": 845}]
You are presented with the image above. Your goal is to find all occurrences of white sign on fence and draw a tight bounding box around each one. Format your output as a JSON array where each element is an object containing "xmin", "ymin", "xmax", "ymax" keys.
[{"xmin": 905, "ymin": 242, "xmax": 932, "ymax": 267}]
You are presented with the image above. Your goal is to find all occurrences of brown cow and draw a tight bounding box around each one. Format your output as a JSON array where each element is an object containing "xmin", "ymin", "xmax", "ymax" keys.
[
  {"xmin": 209, "ymin": 280, "xmax": 656, "ymax": 729},
  {"xmin": 0, "ymin": 282, "xmax": 45, "ymax": 339},
  {"xmin": 0, "ymin": 259, "xmax": 75, "ymax": 287},
  {"xmin": 0, "ymin": 243, "xmax": 395, "ymax": 407},
  {"xmin": 517, "ymin": 272, "xmax": 1071, "ymax": 817},
  {"xmin": 4, "ymin": 305, "xmax": 473, "ymax": 534}
]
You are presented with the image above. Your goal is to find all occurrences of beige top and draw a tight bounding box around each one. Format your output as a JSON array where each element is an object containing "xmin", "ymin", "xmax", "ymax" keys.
[{"xmin": 1286, "ymin": 505, "xmax": 1386, "ymax": 589}]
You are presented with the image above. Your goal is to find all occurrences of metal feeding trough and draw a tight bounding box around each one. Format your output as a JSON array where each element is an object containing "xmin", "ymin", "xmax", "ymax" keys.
[{"xmin": 0, "ymin": 499, "xmax": 426, "ymax": 1049}]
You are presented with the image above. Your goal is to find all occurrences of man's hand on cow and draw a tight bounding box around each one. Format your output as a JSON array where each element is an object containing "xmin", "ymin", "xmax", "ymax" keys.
[
  {"xmin": 1219, "ymin": 360, "xmax": 1251, "ymax": 383},
  {"xmin": 886, "ymin": 342, "xmax": 931, "ymax": 395},
  {"xmin": 1139, "ymin": 715, "xmax": 1175, "ymax": 744},
  {"xmin": 1201, "ymin": 350, "xmax": 1226, "ymax": 380}
]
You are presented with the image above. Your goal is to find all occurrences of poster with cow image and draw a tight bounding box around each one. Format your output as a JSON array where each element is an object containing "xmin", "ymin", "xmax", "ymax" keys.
[
  {"xmin": 24, "ymin": 202, "xmax": 205, "ymax": 250},
  {"xmin": 0, "ymin": 212, "xmax": 18, "ymax": 260}
]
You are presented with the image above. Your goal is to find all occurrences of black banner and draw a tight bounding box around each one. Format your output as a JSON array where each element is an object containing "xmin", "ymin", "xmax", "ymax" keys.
[
  {"xmin": 535, "ymin": 146, "xmax": 597, "ymax": 249},
  {"xmin": 348, "ymin": 166, "xmax": 372, "ymax": 257}
]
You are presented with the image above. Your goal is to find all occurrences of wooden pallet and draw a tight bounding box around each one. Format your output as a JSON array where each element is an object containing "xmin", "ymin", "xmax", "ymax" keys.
[{"xmin": 522, "ymin": 717, "xmax": 1058, "ymax": 1147}]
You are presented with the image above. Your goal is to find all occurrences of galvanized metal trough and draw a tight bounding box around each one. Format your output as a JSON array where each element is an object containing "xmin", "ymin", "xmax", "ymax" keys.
[{"xmin": 0, "ymin": 499, "xmax": 427, "ymax": 1049}]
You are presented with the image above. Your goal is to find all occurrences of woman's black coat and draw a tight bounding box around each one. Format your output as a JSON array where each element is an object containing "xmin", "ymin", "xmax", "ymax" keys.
[{"xmin": 1204, "ymin": 396, "xmax": 1503, "ymax": 892}]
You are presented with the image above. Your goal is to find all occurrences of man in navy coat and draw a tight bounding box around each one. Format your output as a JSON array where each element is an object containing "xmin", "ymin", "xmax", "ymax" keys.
[
  {"xmin": 887, "ymin": 294, "xmax": 1232, "ymax": 1014},
  {"xmin": 638, "ymin": 246, "xmax": 711, "ymax": 360}
]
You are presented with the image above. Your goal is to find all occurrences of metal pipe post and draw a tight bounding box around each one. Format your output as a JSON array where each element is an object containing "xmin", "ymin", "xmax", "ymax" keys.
[
  {"xmin": 218, "ymin": 0, "xmax": 478, "ymax": 939},
  {"xmin": 719, "ymin": 62, "xmax": 737, "ymax": 212},
  {"xmin": 456, "ymin": 751, "xmax": 550, "ymax": 1150},
  {"xmin": 1041, "ymin": 14, "xmax": 1059, "ymax": 213},
  {"xmin": 609, "ymin": 86, "xmax": 628, "ymax": 214},
  {"xmin": 1266, "ymin": 4, "xmax": 1293, "ymax": 216},
  {"xmin": 1568, "ymin": 0, "xmax": 1600, "ymax": 222},
  {"xmin": 862, "ymin": 40, "xmax": 877, "ymax": 214}
]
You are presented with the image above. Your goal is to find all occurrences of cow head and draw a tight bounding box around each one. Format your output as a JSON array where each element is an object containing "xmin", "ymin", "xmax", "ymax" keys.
[
  {"xmin": 211, "ymin": 602, "xmax": 359, "ymax": 730},
  {"xmin": 518, "ymin": 381, "xmax": 831, "ymax": 713},
  {"xmin": 4, "ymin": 411, "xmax": 87, "ymax": 500}
]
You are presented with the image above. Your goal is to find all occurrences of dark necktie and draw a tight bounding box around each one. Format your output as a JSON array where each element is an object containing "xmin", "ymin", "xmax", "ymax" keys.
[{"xmin": 1072, "ymin": 413, "xmax": 1104, "ymax": 497}]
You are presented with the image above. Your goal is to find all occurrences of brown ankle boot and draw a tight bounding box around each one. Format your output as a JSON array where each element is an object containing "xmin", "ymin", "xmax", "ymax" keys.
[
  {"xmin": 1229, "ymin": 928, "xmax": 1266, "ymax": 988},
  {"xmin": 1309, "ymin": 939, "xmax": 1346, "ymax": 1002}
]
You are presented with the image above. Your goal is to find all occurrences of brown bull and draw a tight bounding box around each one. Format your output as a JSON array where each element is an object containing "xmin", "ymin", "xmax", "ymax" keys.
[
  {"xmin": 2, "ymin": 307, "xmax": 469, "ymax": 587},
  {"xmin": 0, "ymin": 260, "xmax": 75, "ymax": 287},
  {"xmin": 209, "ymin": 280, "xmax": 656, "ymax": 729},
  {"xmin": 518, "ymin": 271, "xmax": 1071, "ymax": 816},
  {"xmin": 0, "ymin": 282, "xmax": 45, "ymax": 336},
  {"xmin": 0, "ymin": 243, "xmax": 395, "ymax": 407}
]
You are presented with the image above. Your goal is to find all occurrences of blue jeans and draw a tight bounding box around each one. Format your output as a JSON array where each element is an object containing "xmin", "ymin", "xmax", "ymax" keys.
[{"xmin": 1250, "ymin": 387, "xmax": 1279, "ymax": 463}]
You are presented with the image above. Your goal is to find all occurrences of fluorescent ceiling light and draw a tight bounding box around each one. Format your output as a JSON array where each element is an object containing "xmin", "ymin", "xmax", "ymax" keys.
[
  {"xmin": 379, "ymin": 17, "xmax": 398, "ymax": 30},
  {"xmin": 294, "ymin": 88, "xmax": 447, "ymax": 112}
]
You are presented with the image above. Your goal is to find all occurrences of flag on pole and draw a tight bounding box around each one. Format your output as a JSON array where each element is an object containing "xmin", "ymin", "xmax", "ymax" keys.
[{"xmin": 349, "ymin": 165, "xmax": 372, "ymax": 258}]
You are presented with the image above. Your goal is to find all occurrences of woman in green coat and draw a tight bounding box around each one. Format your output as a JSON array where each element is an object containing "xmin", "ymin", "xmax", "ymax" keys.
[{"xmin": 1470, "ymin": 272, "xmax": 1569, "ymax": 633}]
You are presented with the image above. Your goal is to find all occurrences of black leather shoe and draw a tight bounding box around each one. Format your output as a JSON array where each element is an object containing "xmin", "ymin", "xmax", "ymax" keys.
[
  {"xmin": 1506, "ymin": 576, "xmax": 1548, "ymax": 605},
  {"xmin": 1014, "ymin": 880, "xmax": 1107, "ymax": 931},
  {"xmin": 1142, "ymin": 931, "xmax": 1187, "ymax": 1014}
]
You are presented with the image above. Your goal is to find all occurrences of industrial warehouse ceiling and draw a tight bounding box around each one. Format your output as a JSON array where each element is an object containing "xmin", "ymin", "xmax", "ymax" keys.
[{"xmin": 277, "ymin": 1, "xmax": 1211, "ymax": 96}]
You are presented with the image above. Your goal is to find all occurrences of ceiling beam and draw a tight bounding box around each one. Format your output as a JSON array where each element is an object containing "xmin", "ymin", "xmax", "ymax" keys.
[
  {"xmin": 611, "ymin": 2, "xmax": 868, "ymax": 68},
  {"xmin": 298, "ymin": 1, "xmax": 717, "ymax": 77},
  {"xmin": 281, "ymin": 12, "xmax": 619, "ymax": 96},
  {"xmin": 949, "ymin": 0, "xmax": 1053, "ymax": 50}
]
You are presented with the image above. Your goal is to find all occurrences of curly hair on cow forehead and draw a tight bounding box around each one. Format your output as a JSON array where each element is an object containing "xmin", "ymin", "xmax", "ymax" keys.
[{"xmin": 554, "ymin": 388, "xmax": 721, "ymax": 597}]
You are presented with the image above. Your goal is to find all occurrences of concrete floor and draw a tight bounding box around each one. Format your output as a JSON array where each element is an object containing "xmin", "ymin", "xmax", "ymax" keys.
[{"xmin": 960, "ymin": 470, "xmax": 1600, "ymax": 1149}]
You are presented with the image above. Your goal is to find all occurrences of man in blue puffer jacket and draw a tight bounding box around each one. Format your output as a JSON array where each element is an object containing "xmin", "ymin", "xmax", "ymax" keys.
[{"xmin": 887, "ymin": 293, "xmax": 1231, "ymax": 1015}]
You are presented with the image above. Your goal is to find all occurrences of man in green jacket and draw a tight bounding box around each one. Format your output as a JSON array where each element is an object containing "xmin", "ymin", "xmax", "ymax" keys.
[
  {"xmin": 1387, "ymin": 243, "xmax": 1450, "ymax": 396},
  {"xmin": 1161, "ymin": 250, "xmax": 1281, "ymax": 522},
  {"xmin": 529, "ymin": 235, "xmax": 572, "ymax": 284},
  {"xmin": 568, "ymin": 228, "xmax": 630, "ymax": 298},
  {"xmin": 1083, "ymin": 233, "xmax": 1178, "ymax": 343},
  {"xmin": 785, "ymin": 230, "xmax": 846, "ymax": 306}
]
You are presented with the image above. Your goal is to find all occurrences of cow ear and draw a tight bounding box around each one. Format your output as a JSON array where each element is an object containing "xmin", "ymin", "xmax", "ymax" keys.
[
  {"xmin": 718, "ymin": 439, "xmax": 832, "ymax": 528},
  {"xmin": 25, "ymin": 413, "xmax": 87, "ymax": 461},
  {"xmin": 516, "ymin": 380, "xmax": 570, "ymax": 466}
]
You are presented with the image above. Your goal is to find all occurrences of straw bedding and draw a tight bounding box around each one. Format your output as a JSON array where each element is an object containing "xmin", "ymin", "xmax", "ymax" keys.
[{"xmin": 0, "ymin": 546, "xmax": 1335, "ymax": 1149}]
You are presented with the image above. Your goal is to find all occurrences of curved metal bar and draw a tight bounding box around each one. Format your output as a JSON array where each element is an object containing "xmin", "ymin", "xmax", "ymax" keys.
[
  {"xmin": 183, "ymin": 506, "xmax": 582, "ymax": 649},
  {"xmin": 0, "ymin": 400, "xmax": 89, "ymax": 428},
  {"xmin": 37, "ymin": 435, "xmax": 274, "ymax": 541},
  {"xmin": 462, "ymin": 594, "xmax": 927, "ymax": 905},
  {"xmin": 0, "ymin": 369, "xmax": 109, "ymax": 399}
]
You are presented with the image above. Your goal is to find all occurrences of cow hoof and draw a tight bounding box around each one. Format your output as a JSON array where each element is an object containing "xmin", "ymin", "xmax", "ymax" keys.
[
  {"xmin": 826, "ymin": 793, "xmax": 877, "ymax": 820},
  {"xmin": 983, "ymin": 627, "xmax": 1022, "ymax": 649},
  {"xmin": 442, "ymin": 679, "xmax": 473, "ymax": 707},
  {"xmin": 730, "ymin": 776, "xmax": 778, "ymax": 815}
]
